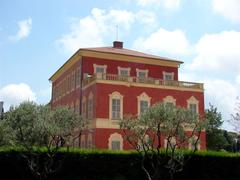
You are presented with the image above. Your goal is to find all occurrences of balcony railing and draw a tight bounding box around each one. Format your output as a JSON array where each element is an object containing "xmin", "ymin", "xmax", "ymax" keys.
[{"xmin": 82, "ymin": 73, "xmax": 203, "ymax": 90}]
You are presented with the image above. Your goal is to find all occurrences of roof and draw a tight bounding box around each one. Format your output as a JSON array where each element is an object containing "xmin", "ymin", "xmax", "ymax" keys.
[
  {"xmin": 80, "ymin": 46, "xmax": 183, "ymax": 63},
  {"xmin": 49, "ymin": 44, "xmax": 183, "ymax": 81}
]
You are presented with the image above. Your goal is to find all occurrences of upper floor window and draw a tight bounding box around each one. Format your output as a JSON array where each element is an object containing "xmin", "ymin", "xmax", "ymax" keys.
[
  {"xmin": 109, "ymin": 91, "xmax": 123, "ymax": 120},
  {"xmin": 163, "ymin": 72, "xmax": 174, "ymax": 81},
  {"xmin": 75, "ymin": 68, "xmax": 81, "ymax": 87},
  {"xmin": 118, "ymin": 67, "xmax": 130, "ymax": 76},
  {"xmin": 93, "ymin": 64, "xmax": 107, "ymax": 74},
  {"xmin": 137, "ymin": 69, "xmax": 148, "ymax": 78},
  {"xmin": 187, "ymin": 96, "xmax": 199, "ymax": 114},
  {"xmin": 137, "ymin": 92, "xmax": 151, "ymax": 115}
]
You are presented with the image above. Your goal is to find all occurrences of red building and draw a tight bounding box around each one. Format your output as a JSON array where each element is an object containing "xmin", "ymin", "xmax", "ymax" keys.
[{"xmin": 49, "ymin": 41, "xmax": 205, "ymax": 150}]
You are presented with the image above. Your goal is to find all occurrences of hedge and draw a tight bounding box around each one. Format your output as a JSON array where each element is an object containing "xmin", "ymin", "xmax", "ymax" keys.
[{"xmin": 0, "ymin": 148, "xmax": 240, "ymax": 180}]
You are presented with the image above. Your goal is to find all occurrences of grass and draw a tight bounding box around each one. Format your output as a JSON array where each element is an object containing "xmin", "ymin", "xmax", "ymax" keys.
[{"xmin": 1, "ymin": 146, "xmax": 240, "ymax": 158}]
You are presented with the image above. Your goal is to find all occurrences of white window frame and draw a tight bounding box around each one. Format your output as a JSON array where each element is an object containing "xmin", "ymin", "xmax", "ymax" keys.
[
  {"xmin": 108, "ymin": 133, "xmax": 123, "ymax": 150},
  {"xmin": 93, "ymin": 64, "xmax": 107, "ymax": 74},
  {"xmin": 163, "ymin": 71, "xmax": 174, "ymax": 81},
  {"xmin": 117, "ymin": 66, "xmax": 131, "ymax": 76},
  {"xmin": 187, "ymin": 96, "xmax": 199, "ymax": 114},
  {"xmin": 137, "ymin": 92, "xmax": 151, "ymax": 115},
  {"xmin": 109, "ymin": 91, "xmax": 123, "ymax": 120},
  {"xmin": 136, "ymin": 68, "xmax": 149, "ymax": 78},
  {"xmin": 163, "ymin": 96, "xmax": 176, "ymax": 106}
]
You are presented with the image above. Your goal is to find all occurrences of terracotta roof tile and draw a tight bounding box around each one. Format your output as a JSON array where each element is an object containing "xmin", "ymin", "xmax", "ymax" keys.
[{"xmin": 80, "ymin": 47, "xmax": 183, "ymax": 64}]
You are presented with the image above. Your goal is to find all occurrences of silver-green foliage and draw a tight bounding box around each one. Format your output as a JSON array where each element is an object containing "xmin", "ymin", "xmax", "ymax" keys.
[{"xmin": 120, "ymin": 102, "xmax": 206, "ymax": 180}]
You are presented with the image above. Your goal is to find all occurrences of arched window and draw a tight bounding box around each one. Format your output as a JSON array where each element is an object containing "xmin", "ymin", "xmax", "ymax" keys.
[
  {"xmin": 137, "ymin": 92, "xmax": 151, "ymax": 115},
  {"xmin": 187, "ymin": 96, "xmax": 199, "ymax": 114},
  {"xmin": 109, "ymin": 91, "xmax": 123, "ymax": 120},
  {"xmin": 108, "ymin": 133, "xmax": 123, "ymax": 150},
  {"xmin": 163, "ymin": 95, "xmax": 176, "ymax": 106}
]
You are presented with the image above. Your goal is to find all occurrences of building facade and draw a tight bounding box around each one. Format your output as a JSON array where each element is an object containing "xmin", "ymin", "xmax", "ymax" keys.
[{"xmin": 49, "ymin": 41, "xmax": 205, "ymax": 150}]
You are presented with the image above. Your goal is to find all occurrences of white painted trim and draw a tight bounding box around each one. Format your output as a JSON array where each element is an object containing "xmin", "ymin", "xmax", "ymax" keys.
[
  {"xmin": 136, "ymin": 68, "xmax": 149, "ymax": 77},
  {"xmin": 187, "ymin": 96, "xmax": 199, "ymax": 113},
  {"xmin": 93, "ymin": 64, "xmax": 107, "ymax": 74},
  {"xmin": 109, "ymin": 91, "xmax": 124, "ymax": 120},
  {"xmin": 137, "ymin": 92, "xmax": 151, "ymax": 115},
  {"xmin": 163, "ymin": 95, "xmax": 176, "ymax": 106},
  {"xmin": 117, "ymin": 66, "xmax": 131, "ymax": 76},
  {"xmin": 163, "ymin": 71, "xmax": 174, "ymax": 80},
  {"xmin": 108, "ymin": 132, "xmax": 123, "ymax": 150}
]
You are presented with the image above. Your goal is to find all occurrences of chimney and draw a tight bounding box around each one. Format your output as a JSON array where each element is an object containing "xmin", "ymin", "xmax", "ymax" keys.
[{"xmin": 113, "ymin": 41, "xmax": 123, "ymax": 49}]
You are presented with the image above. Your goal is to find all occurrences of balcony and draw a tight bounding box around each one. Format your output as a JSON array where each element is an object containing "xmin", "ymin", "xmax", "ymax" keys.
[{"xmin": 82, "ymin": 73, "xmax": 204, "ymax": 90}]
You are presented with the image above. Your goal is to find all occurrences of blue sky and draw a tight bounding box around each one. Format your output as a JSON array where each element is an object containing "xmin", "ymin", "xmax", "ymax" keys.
[{"xmin": 0, "ymin": 0, "xmax": 240, "ymax": 130}]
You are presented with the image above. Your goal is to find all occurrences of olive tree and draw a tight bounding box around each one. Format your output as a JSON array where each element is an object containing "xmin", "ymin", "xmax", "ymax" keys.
[
  {"xmin": 120, "ymin": 103, "xmax": 205, "ymax": 180},
  {"xmin": 3, "ymin": 101, "xmax": 87, "ymax": 180}
]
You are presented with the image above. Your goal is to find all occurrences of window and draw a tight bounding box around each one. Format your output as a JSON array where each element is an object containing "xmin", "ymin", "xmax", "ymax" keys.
[
  {"xmin": 140, "ymin": 100, "xmax": 148, "ymax": 114},
  {"xmin": 163, "ymin": 72, "xmax": 174, "ymax": 81},
  {"xmin": 96, "ymin": 67, "xmax": 104, "ymax": 73},
  {"xmin": 87, "ymin": 92, "xmax": 93, "ymax": 119},
  {"xmin": 93, "ymin": 64, "xmax": 107, "ymax": 74},
  {"xmin": 163, "ymin": 96, "xmax": 176, "ymax": 106},
  {"xmin": 82, "ymin": 96, "xmax": 87, "ymax": 119},
  {"xmin": 71, "ymin": 72, "xmax": 75, "ymax": 91},
  {"xmin": 75, "ymin": 99, "xmax": 80, "ymax": 114},
  {"xmin": 87, "ymin": 134, "xmax": 93, "ymax": 149},
  {"xmin": 75, "ymin": 68, "xmax": 81, "ymax": 87},
  {"xmin": 118, "ymin": 67, "xmax": 130, "ymax": 76},
  {"xmin": 137, "ymin": 69, "xmax": 148, "ymax": 78},
  {"xmin": 112, "ymin": 99, "xmax": 120, "ymax": 119},
  {"xmin": 109, "ymin": 91, "xmax": 123, "ymax": 120},
  {"xmin": 137, "ymin": 92, "xmax": 151, "ymax": 115},
  {"xmin": 189, "ymin": 104, "xmax": 197, "ymax": 114},
  {"xmin": 111, "ymin": 141, "xmax": 120, "ymax": 150},
  {"xmin": 187, "ymin": 96, "xmax": 199, "ymax": 114},
  {"xmin": 108, "ymin": 133, "xmax": 123, "ymax": 150}
]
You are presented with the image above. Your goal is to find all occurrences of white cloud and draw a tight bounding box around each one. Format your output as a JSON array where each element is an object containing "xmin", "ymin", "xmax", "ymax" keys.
[
  {"xmin": 57, "ymin": 8, "xmax": 159, "ymax": 54},
  {"xmin": 137, "ymin": 0, "xmax": 180, "ymax": 9},
  {"xmin": 187, "ymin": 30, "xmax": 240, "ymax": 73},
  {"xmin": 57, "ymin": 8, "xmax": 135, "ymax": 54},
  {"xmin": 212, "ymin": 0, "xmax": 240, "ymax": 23},
  {"xmin": 9, "ymin": 18, "xmax": 32, "ymax": 42},
  {"xmin": 0, "ymin": 83, "xmax": 36, "ymax": 110},
  {"xmin": 133, "ymin": 28, "xmax": 191, "ymax": 56},
  {"xmin": 204, "ymin": 79, "xmax": 239, "ymax": 130}
]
